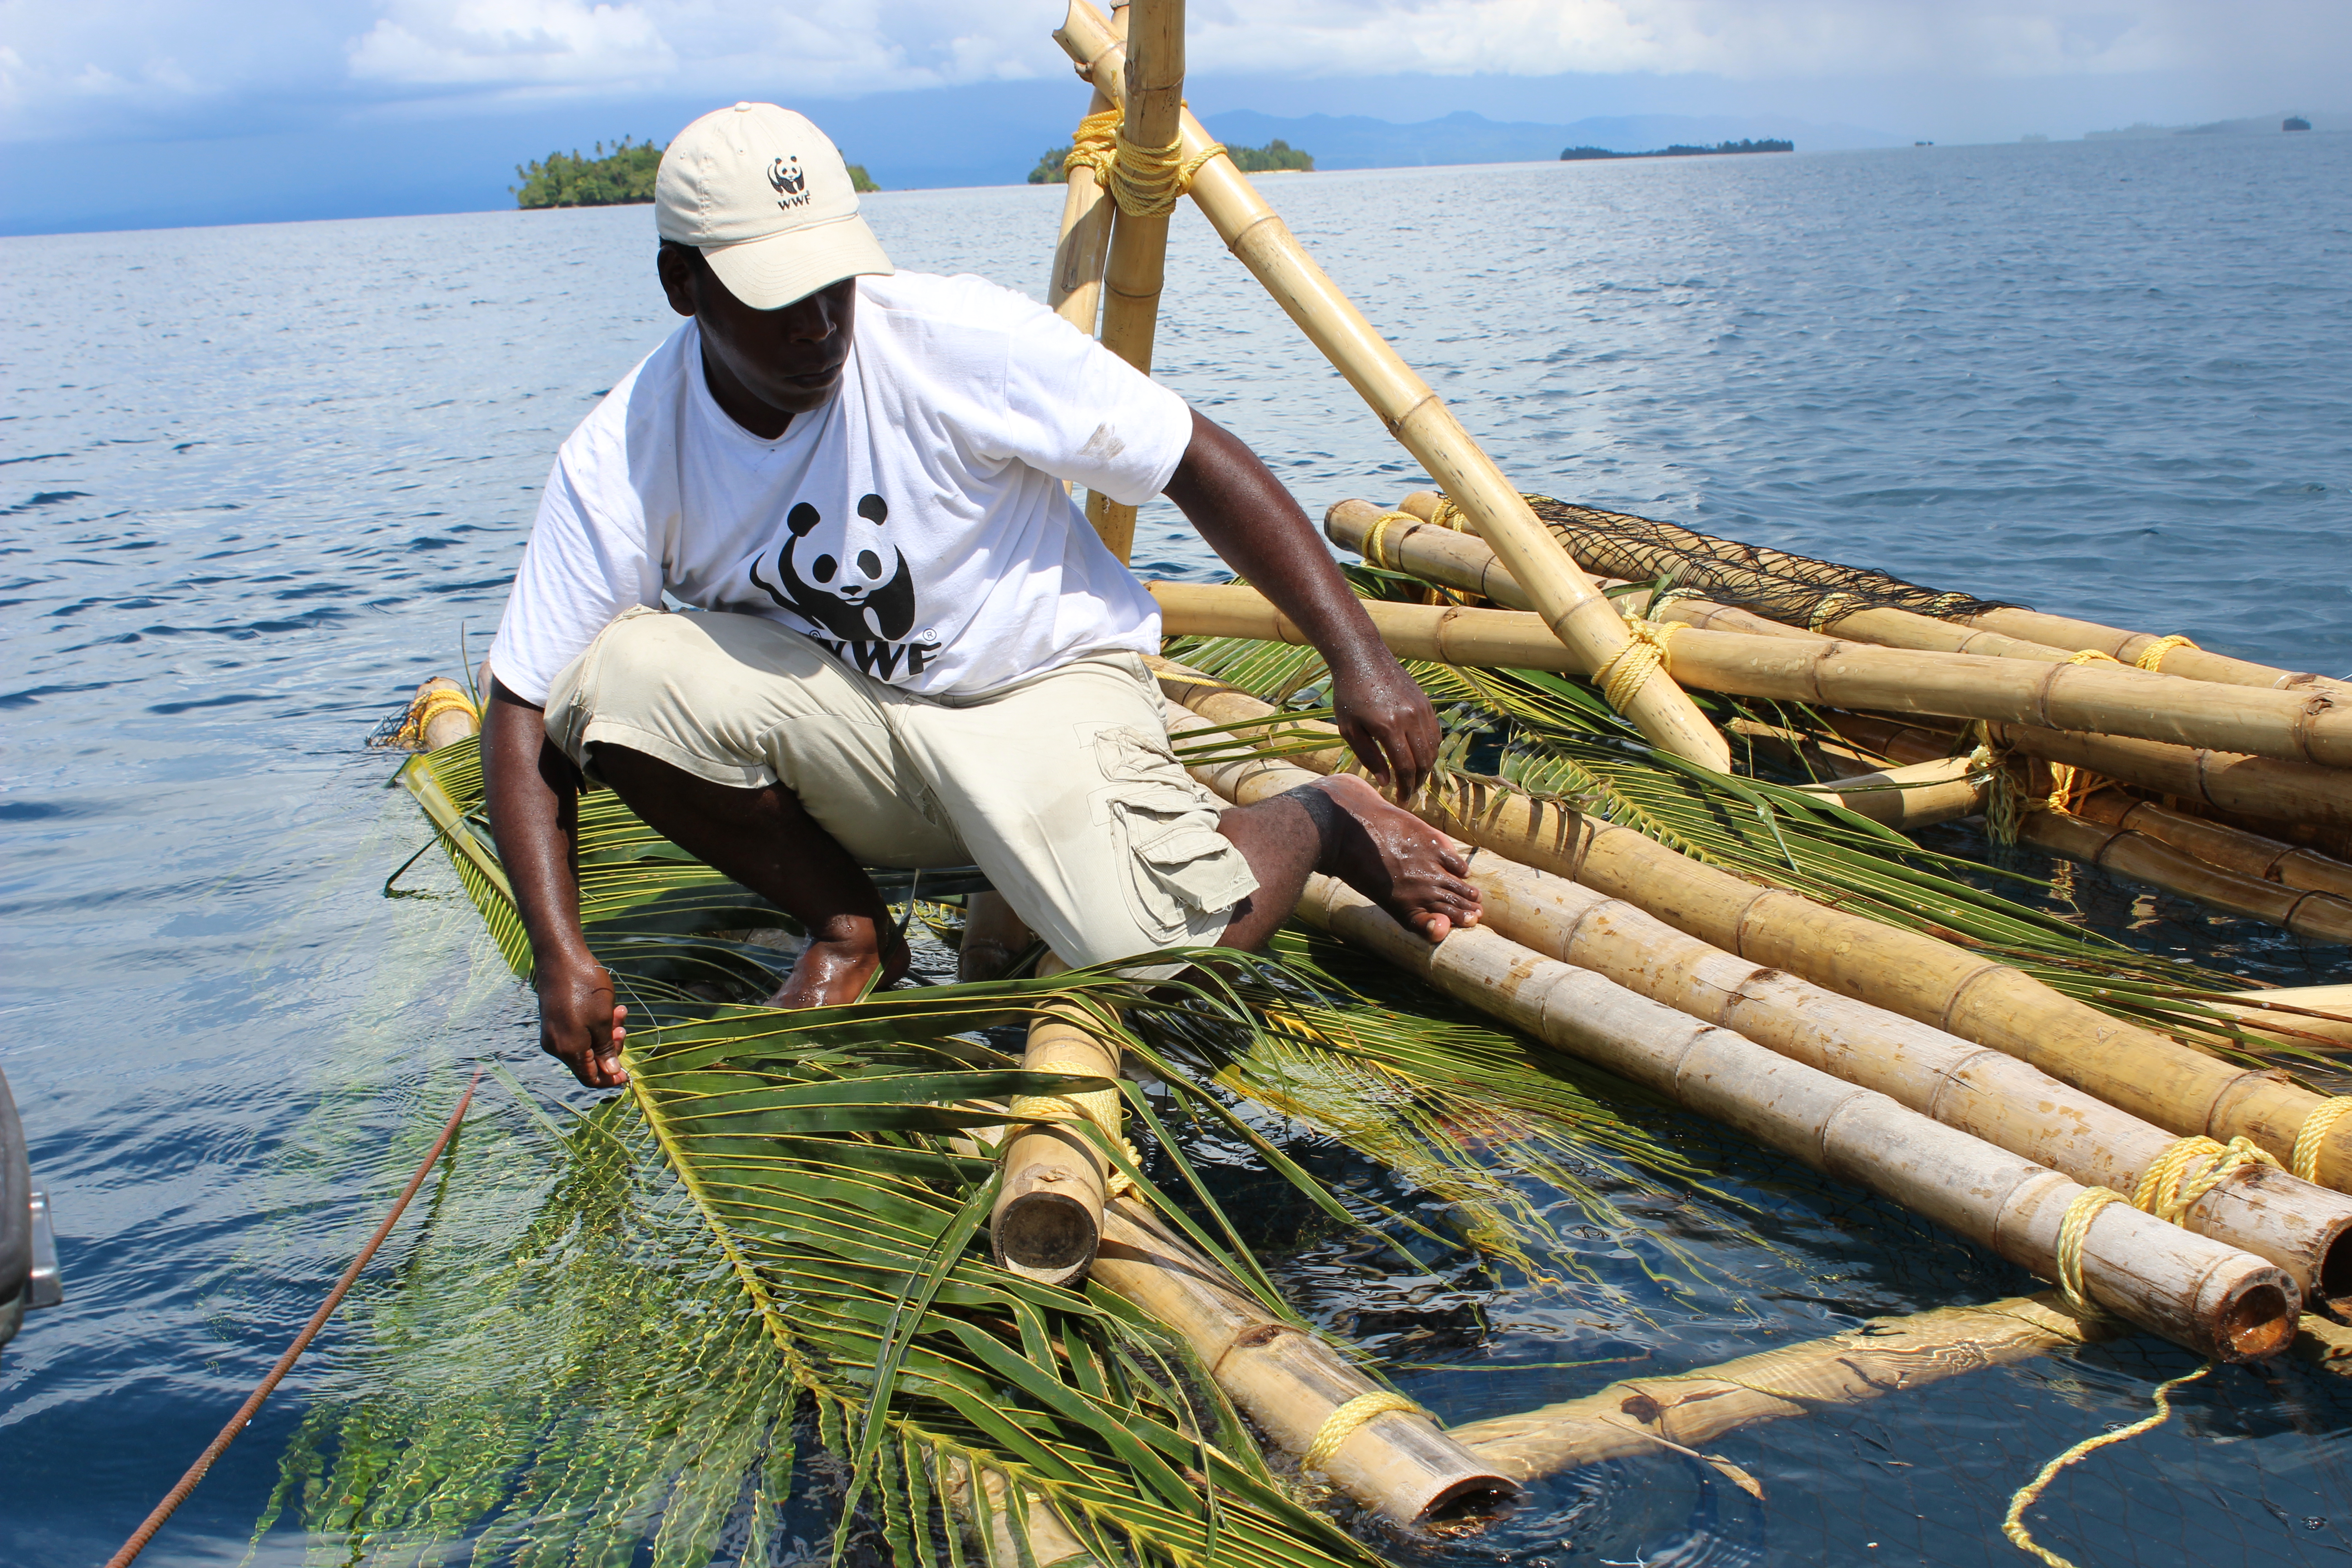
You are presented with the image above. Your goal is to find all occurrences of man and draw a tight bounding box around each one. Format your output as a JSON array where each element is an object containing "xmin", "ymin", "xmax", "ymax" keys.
[{"xmin": 483, "ymin": 103, "xmax": 1480, "ymax": 1088}]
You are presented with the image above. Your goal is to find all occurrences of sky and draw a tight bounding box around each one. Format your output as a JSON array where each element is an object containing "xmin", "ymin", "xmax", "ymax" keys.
[{"xmin": 2, "ymin": 0, "xmax": 2346, "ymax": 234}]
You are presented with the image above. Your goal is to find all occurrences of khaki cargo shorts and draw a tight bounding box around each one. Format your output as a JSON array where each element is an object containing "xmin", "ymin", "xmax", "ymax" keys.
[{"xmin": 543, "ymin": 606, "xmax": 1259, "ymax": 969}]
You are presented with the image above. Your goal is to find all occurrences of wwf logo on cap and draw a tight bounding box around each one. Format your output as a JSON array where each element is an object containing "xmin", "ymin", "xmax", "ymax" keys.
[{"xmin": 768, "ymin": 156, "xmax": 811, "ymax": 210}]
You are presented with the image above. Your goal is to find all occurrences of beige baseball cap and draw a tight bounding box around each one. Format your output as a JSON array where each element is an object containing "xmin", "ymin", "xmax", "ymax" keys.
[{"xmin": 656, "ymin": 102, "xmax": 893, "ymax": 310}]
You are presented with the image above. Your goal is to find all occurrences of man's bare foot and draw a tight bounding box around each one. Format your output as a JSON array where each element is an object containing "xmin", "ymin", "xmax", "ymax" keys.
[
  {"xmin": 1313, "ymin": 773, "xmax": 1481, "ymax": 941},
  {"xmin": 765, "ymin": 933, "xmax": 911, "ymax": 1009}
]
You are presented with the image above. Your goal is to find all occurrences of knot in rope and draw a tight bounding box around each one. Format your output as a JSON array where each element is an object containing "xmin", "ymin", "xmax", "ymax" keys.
[
  {"xmin": 2131, "ymin": 1134, "xmax": 2280, "ymax": 1225},
  {"xmin": 2135, "ymin": 633, "xmax": 2198, "ymax": 672},
  {"xmin": 1303, "ymin": 1391, "xmax": 1425, "ymax": 1471},
  {"xmin": 1806, "ymin": 591, "xmax": 1863, "ymax": 633},
  {"xmin": 1064, "ymin": 106, "xmax": 1225, "ymax": 219},
  {"xmin": 2053, "ymin": 1185, "xmax": 2126, "ymax": 1316},
  {"xmin": 393, "ymin": 684, "xmax": 478, "ymax": 750},
  {"xmin": 1592, "ymin": 617, "xmax": 1682, "ymax": 716},
  {"xmin": 2293, "ymin": 1096, "xmax": 2352, "ymax": 1184}
]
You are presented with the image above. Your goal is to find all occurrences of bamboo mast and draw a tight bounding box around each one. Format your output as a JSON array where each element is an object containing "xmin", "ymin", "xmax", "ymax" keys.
[
  {"xmin": 1297, "ymin": 874, "xmax": 2298, "ymax": 1362},
  {"xmin": 1175, "ymin": 731, "xmax": 2352, "ymax": 1308},
  {"xmin": 1152, "ymin": 567, "xmax": 2352, "ymax": 772},
  {"xmin": 1092, "ymin": 1198, "xmax": 1517, "ymax": 1523},
  {"xmin": 1147, "ymin": 670, "xmax": 2352, "ymax": 1191},
  {"xmin": 1077, "ymin": 0, "xmax": 1183, "ymax": 564},
  {"xmin": 1050, "ymin": 0, "xmax": 1731, "ymax": 771}
]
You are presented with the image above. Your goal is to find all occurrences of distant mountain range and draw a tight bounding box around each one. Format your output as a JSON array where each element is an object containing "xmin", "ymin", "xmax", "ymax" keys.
[
  {"xmin": 2086, "ymin": 111, "xmax": 2348, "ymax": 138},
  {"xmin": 1196, "ymin": 109, "xmax": 1906, "ymax": 170}
]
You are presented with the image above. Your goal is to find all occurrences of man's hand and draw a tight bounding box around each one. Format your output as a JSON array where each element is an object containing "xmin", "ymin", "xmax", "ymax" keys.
[
  {"xmin": 1330, "ymin": 656, "xmax": 1440, "ymax": 800},
  {"xmin": 537, "ymin": 954, "xmax": 629, "ymax": 1088}
]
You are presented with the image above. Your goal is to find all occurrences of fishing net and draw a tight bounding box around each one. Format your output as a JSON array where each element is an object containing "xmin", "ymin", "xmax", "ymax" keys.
[{"xmin": 1521, "ymin": 494, "xmax": 2024, "ymax": 629}]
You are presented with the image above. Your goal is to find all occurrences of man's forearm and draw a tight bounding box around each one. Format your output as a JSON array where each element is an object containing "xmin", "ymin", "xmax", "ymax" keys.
[{"xmin": 481, "ymin": 681, "xmax": 593, "ymax": 973}]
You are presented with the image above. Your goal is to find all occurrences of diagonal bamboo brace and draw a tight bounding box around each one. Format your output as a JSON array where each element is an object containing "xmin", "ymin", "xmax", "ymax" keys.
[{"xmin": 1052, "ymin": 0, "xmax": 1729, "ymax": 771}]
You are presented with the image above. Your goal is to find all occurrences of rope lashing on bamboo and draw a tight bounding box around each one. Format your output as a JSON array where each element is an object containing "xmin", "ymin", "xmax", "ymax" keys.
[
  {"xmin": 1303, "ymin": 1391, "xmax": 1426, "ymax": 1471},
  {"xmin": 2293, "ymin": 1097, "xmax": 2352, "ymax": 1183},
  {"xmin": 1806, "ymin": 591, "xmax": 1864, "ymax": 633},
  {"xmin": 1007, "ymin": 1023, "xmax": 1139, "ymax": 1196},
  {"xmin": 393, "ymin": 685, "xmax": 477, "ymax": 750},
  {"xmin": 1426, "ymin": 496, "xmax": 1470, "ymax": 533},
  {"xmin": 2130, "ymin": 1135, "xmax": 2280, "ymax": 1225},
  {"xmin": 1592, "ymin": 618, "xmax": 1685, "ymax": 717},
  {"xmin": 2135, "ymin": 633, "xmax": 2199, "ymax": 672},
  {"xmin": 1063, "ymin": 106, "xmax": 1226, "ymax": 220},
  {"xmin": 2065, "ymin": 648, "xmax": 2123, "ymax": 666},
  {"xmin": 2001, "ymin": 1363, "xmax": 2213, "ymax": 1568},
  {"xmin": 1359, "ymin": 509, "xmax": 1421, "ymax": 571},
  {"xmin": 2053, "ymin": 1186, "xmax": 2126, "ymax": 1316}
]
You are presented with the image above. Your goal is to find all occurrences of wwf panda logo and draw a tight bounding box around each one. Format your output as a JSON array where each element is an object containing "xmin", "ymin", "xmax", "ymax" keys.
[{"xmin": 749, "ymin": 492, "xmax": 917, "ymax": 645}]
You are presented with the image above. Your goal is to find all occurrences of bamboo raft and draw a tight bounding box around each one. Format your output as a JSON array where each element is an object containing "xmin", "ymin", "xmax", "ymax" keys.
[{"xmin": 364, "ymin": 2, "xmax": 2350, "ymax": 1563}]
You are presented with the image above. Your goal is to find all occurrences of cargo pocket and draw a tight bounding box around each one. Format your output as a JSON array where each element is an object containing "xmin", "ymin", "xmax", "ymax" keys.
[{"xmin": 1095, "ymin": 725, "xmax": 1260, "ymax": 944}]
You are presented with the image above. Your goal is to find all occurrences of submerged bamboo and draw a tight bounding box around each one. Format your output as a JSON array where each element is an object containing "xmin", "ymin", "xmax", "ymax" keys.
[
  {"xmin": 1090, "ymin": 1199, "xmax": 1517, "ymax": 1523},
  {"xmin": 1148, "ymin": 669, "xmax": 2352, "ymax": 1191},
  {"xmin": 1155, "ymin": 566, "xmax": 2352, "ymax": 772},
  {"xmin": 1052, "ymin": 0, "xmax": 1730, "ymax": 769},
  {"xmin": 1175, "ymin": 734, "xmax": 2352, "ymax": 1309},
  {"xmin": 1298, "ymin": 875, "xmax": 2298, "ymax": 1362},
  {"xmin": 991, "ymin": 1006, "xmax": 1122, "ymax": 1286},
  {"xmin": 2073, "ymin": 790, "xmax": 2352, "ymax": 900},
  {"xmin": 2020, "ymin": 809, "xmax": 2352, "ymax": 946}
]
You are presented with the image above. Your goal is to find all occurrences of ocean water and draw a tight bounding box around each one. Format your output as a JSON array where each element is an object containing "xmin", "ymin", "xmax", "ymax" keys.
[{"xmin": 3, "ymin": 132, "xmax": 2350, "ymax": 1568}]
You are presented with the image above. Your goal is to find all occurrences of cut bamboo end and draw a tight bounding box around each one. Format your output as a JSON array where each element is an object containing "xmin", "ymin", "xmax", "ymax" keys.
[
  {"xmin": 1091, "ymin": 1198, "xmax": 1518, "ymax": 1524},
  {"xmin": 991, "ymin": 1009, "xmax": 1121, "ymax": 1288},
  {"xmin": 1297, "ymin": 873, "xmax": 2301, "ymax": 1362},
  {"xmin": 1792, "ymin": 754, "xmax": 1990, "ymax": 829}
]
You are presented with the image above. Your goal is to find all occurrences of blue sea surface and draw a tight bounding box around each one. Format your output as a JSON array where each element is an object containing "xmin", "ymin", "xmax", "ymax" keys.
[{"xmin": 3, "ymin": 134, "xmax": 2349, "ymax": 1567}]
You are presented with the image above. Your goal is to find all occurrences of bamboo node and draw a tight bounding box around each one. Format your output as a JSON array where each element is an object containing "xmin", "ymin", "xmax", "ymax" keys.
[
  {"xmin": 2135, "ymin": 634, "xmax": 2198, "ymax": 672},
  {"xmin": 392, "ymin": 684, "xmax": 478, "ymax": 750},
  {"xmin": 2053, "ymin": 1186, "xmax": 2126, "ymax": 1316},
  {"xmin": 1064, "ymin": 105, "xmax": 1225, "ymax": 219},
  {"xmin": 1303, "ymin": 1390, "xmax": 1425, "ymax": 1470},
  {"xmin": 2130, "ymin": 1135, "xmax": 2279, "ymax": 1225},
  {"xmin": 2002, "ymin": 1363, "xmax": 2211, "ymax": 1568},
  {"xmin": 2292, "ymin": 1096, "xmax": 2352, "ymax": 1184},
  {"xmin": 1592, "ymin": 618, "xmax": 1683, "ymax": 718}
]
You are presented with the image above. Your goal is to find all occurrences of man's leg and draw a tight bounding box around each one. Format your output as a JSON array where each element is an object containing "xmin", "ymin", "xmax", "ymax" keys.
[
  {"xmin": 1210, "ymin": 773, "xmax": 1480, "ymax": 952},
  {"xmin": 593, "ymin": 745, "xmax": 909, "ymax": 1007}
]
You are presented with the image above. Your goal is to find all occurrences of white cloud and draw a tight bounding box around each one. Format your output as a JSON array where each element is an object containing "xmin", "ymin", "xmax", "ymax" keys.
[{"xmin": 348, "ymin": 0, "xmax": 677, "ymax": 85}]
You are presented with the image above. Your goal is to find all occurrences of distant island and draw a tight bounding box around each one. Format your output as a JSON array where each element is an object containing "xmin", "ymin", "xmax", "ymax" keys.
[
  {"xmin": 514, "ymin": 137, "xmax": 878, "ymax": 208},
  {"xmin": 1561, "ymin": 137, "xmax": 1793, "ymax": 162},
  {"xmin": 1029, "ymin": 137, "xmax": 1314, "ymax": 183}
]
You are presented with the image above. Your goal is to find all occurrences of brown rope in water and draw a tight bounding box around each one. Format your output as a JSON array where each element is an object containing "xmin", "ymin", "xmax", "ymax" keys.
[{"xmin": 104, "ymin": 1070, "xmax": 482, "ymax": 1568}]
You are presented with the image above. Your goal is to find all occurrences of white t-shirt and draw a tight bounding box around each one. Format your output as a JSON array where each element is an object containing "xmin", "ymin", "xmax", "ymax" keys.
[{"xmin": 487, "ymin": 271, "xmax": 1193, "ymax": 705}]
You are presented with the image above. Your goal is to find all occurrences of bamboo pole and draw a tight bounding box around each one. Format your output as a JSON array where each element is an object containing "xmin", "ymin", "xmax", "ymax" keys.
[
  {"xmin": 1074, "ymin": 0, "xmax": 1182, "ymax": 564},
  {"xmin": 1174, "ymin": 732, "xmax": 2352, "ymax": 1310},
  {"xmin": 1297, "ymin": 874, "xmax": 2298, "ymax": 1362},
  {"xmin": 1091, "ymin": 1198, "xmax": 1517, "ymax": 1523},
  {"xmin": 398, "ymin": 676, "xmax": 480, "ymax": 751},
  {"xmin": 2020, "ymin": 809, "xmax": 2352, "ymax": 946},
  {"xmin": 957, "ymin": 892, "xmax": 1035, "ymax": 983},
  {"xmin": 1047, "ymin": 87, "xmax": 1117, "ymax": 334},
  {"xmin": 2212, "ymin": 985, "xmax": 2352, "ymax": 1049},
  {"xmin": 2074, "ymin": 789, "xmax": 2352, "ymax": 899},
  {"xmin": 1051, "ymin": 1, "xmax": 1729, "ymax": 770},
  {"xmin": 992, "ymin": 1009, "xmax": 1120, "ymax": 1285},
  {"xmin": 1788, "ymin": 755, "xmax": 1989, "ymax": 830},
  {"xmin": 1147, "ymin": 668, "xmax": 2352, "ymax": 1191},
  {"xmin": 938, "ymin": 1456, "xmax": 1096, "ymax": 1567},
  {"xmin": 1508, "ymin": 493, "xmax": 2352, "ymax": 698},
  {"xmin": 1154, "ymin": 563, "xmax": 2352, "ymax": 773}
]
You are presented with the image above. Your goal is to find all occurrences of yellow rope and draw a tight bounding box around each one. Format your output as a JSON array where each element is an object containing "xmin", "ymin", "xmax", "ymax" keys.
[
  {"xmin": 2001, "ymin": 1363, "xmax": 2212, "ymax": 1568},
  {"xmin": 1009, "ymin": 1047, "xmax": 1137, "ymax": 1197},
  {"xmin": 2065, "ymin": 648, "xmax": 2122, "ymax": 666},
  {"xmin": 1592, "ymin": 618, "xmax": 1682, "ymax": 716},
  {"xmin": 1360, "ymin": 509, "xmax": 1419, "ymax": 571},
  {"xmin": 1303, "ymin": 1391, "xmax": 1424, "ymax": 1471},
  {"xmin": 393, "ymin": 685, "xmax": 478, "ymax": 750},
  {"xmin": 2043, "ymin": 761, "xmax": 2081, "ymax": 815},
  {"xmin": 2053, "ymin": 1186, "xmax": 2124, "ymax": 1316},
  {"xmin": 2129, "ymin": 1135, "xmax": 2279, "ymax": 1225},
  {"xmin": 1806, "ymin": 591, "xmax": 1863, "ymax": 633},
  {"xmin": 1064, "ymin": 106, "xmax": 1225, "ymax": 219},
  {"xmin": 1428, "ymin": 496, "xmax": 1469, "ymax": 532},
  {"xmin": 2134, "ymin": 633, "xmax": 2198, "ymax": 672},
  {"xmin": 2293, "ymin": 1096, "xmax": 2352, "ymax": 1183}
]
